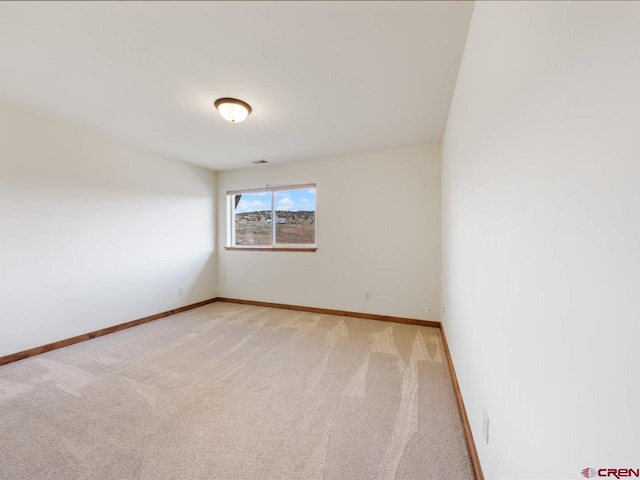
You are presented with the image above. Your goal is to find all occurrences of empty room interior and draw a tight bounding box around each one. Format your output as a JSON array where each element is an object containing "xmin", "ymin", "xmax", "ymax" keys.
[{"xmin": 1, "ymin": 1, "xmax": 639, "ymax": 479}]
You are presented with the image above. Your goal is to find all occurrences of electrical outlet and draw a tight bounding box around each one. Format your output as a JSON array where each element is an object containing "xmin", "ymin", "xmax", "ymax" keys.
[
  {"xmin": 442, "ymin": 305, "xmax": 446, "ymax": 316},
  {"xmin": 426, "ymin": 305, "xmax": 433, "ymax": 315},
  {"xmin": 178, "ymin": 288, "xmax": 184, "ymax": 296},
  {"xmin": 482, "ymin": 408, "xmax": 489, "ymax": 444},
  {"xmin": 364, "ymin": 292, "xmax": 371, "ymax": 301}
]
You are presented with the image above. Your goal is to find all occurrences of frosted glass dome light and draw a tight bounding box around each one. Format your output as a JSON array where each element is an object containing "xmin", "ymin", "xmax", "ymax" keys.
[{"xmin": 214, "ymin": 98, "xmax": 252, "ymax": 123}]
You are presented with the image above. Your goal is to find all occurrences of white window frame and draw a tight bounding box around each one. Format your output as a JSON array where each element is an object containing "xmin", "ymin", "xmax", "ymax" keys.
[{"xmin": 226, "ymin": 183, "xmax": 317, "ymax": 251}]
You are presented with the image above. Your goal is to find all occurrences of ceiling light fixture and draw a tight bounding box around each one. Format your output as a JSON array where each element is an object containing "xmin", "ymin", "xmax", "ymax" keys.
[{"xmin": 214, "ymin": 98, "xmax": 252, "ymax": 123}]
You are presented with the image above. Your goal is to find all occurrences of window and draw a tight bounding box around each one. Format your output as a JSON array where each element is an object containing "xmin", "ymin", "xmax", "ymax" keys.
[{"xmin": 227, "ymin": 184, "xmax": 316, "ymax": 251}]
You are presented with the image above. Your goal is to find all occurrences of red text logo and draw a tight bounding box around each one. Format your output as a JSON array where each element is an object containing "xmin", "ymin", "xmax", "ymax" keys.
[{"xmin": 582, "ymin": 468, "xmax": 640, "ymax": 479}]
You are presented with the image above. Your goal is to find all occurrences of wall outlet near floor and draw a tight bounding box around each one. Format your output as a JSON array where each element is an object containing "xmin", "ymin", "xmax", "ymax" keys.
[
  {"xmin": 482, "ymin": 408, "xmax": 489, "ymax": 444},
  {"xmin": 178, "ymin": 287, "xmax": 184, "ymax": 296},
  {"xmin": 426, "ymin": 305, "xmax": 433, "ymax": 315},
  {"xmin": 442, "ymin": 305, "xmax": 446, "ymax": 316},
  {"xmin": 364, "ymin": 292, "xmax": 371, "ymax": 301}
]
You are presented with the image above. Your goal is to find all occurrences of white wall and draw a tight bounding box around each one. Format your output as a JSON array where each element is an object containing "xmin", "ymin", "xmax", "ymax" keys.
[
  {"xmin": 0, "ymin": 100, "xmax": 217, "ymax": 357},
  {"xmin": 217, "ymin": 144, "xmax": 441, "ymax": 320},
  {"xmin": 442, "ymin": 2, "xmax": 640, "ymax": 478}
]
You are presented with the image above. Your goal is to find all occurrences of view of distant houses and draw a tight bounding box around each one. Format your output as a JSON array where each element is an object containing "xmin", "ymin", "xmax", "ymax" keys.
[{"xmin": 235, "ymin": 210, "xmax": 315, "ymax": 244}]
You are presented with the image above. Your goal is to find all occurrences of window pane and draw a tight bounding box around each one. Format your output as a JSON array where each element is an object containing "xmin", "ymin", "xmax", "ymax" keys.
[
  {"xmin": 233, "ymin": 192, "xmax": 272, "ymax": 245},
  {"xmin": 274, "ymin": 189, "xmax": 316, "ymax": 244}
]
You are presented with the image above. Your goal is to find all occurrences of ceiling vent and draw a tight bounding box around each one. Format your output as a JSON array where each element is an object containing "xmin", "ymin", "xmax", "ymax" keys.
[{"xmin": 252, "ymin": 160, "xmax": 268, "ymax": 165}]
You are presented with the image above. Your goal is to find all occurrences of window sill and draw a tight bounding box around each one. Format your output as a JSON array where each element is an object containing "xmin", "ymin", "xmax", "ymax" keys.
[{"xmin": 225, "ymin": 246, "xmax": 317, "ymax": 252}]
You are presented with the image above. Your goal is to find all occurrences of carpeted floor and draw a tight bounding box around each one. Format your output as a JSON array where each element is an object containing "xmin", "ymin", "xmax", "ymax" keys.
[{"xmin": 0, "ymin": 302, "xmax": 474, "ymax": 480}]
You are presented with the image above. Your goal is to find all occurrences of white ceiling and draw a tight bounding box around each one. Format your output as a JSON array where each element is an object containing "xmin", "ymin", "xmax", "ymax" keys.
[{"xmin": 0, "ymin": 1, "xmax": 473, "ymax": 171}]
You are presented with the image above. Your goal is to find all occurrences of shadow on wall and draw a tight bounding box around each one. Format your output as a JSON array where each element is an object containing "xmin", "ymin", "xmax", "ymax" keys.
[{"xmin": 0, "ymin": 100, "xmax": 215, "ymax": 197}]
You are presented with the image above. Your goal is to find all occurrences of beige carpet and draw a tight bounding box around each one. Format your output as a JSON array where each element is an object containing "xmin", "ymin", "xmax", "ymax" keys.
[{"xmin": 0, "ymin": 302, "xmax": 474, "ymax": 480}]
